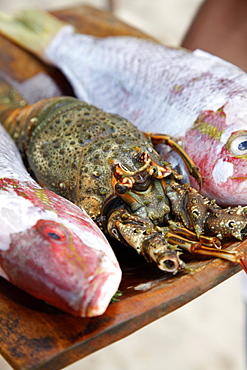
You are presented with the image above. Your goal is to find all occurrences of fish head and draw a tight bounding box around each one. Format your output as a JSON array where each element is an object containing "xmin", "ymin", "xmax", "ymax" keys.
[
  {"xmin": 183, "ymin": 100, "xmax": 247, "ymax": 206},
  {"xmin": 0, "ymin": 180, "xmax": 121, "ymax": 317}
]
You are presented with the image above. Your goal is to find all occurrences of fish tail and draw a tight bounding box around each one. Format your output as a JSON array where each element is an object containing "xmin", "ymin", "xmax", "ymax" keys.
[{"xmin": 0, "ymin": 8, "xmax": 67, "ymax": 61}]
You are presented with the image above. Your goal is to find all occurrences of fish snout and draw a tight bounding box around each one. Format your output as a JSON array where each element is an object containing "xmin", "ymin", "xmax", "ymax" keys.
[{"xmin": 81, "ymin": 262, "xmax": 122, "ymax": 317}]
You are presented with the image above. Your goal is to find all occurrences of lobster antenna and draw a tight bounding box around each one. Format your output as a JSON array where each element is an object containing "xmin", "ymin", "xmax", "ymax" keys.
[{"xmin": 0, "ymin": 8, "xmax": 68, "ymax": 61}]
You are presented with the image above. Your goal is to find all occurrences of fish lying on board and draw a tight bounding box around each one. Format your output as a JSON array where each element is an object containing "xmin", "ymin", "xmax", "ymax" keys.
[
  {"xmin": 0, "ymin": 123, "xmax": 121, "ymax": 317},
  {"xmin": 1, "ymin": 9, "xmax": 247, "ymax": 206}
]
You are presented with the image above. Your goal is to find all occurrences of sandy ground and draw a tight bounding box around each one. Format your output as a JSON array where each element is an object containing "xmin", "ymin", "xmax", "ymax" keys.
[{"xmin": 0, "ymin": 0, "xmax": 246, "ymax": 369}]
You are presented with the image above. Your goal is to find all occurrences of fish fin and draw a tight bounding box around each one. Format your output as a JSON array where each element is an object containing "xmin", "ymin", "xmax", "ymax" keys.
[{"xmin": 0, "ymin": 8, "xmax": 67, "ymax": 61}]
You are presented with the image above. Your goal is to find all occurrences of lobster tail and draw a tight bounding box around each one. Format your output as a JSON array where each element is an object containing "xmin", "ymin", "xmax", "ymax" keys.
[
  {"xmin": 0, "ymin": 78, "xmax": 42, "ymax": 152},
  {"xmin": 0, "ymin": 78, "xmax": 26, "ymax": 107},
  {"xmin": 0, "ymin": 83, "xmax": 102, "ymax": 203},
  {"xmin": 0, "ymin": 79, "xmax": 80, "ymax": 157},
  {"xmin": 0, "ymin": 78, "xmax": 26, "ymax": 137}
]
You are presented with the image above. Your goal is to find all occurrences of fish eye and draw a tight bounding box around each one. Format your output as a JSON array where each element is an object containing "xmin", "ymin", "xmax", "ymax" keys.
[
  {"xmin": 36, "ymin": 220, "xmax": 69, "ymax": 242},
  {"xmin": 228, "ymin": 131, "xmax": 247, "ymax": 156},
  {"xmin": 47, "ymin": 232, "xmax": 61, "ymax": 240},
  {"xmin": 238, "ymin": 141, "xmax": 247, "ymax": 151}
]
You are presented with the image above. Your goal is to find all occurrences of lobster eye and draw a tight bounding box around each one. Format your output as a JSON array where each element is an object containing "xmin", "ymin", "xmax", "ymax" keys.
[
  {"xmin": 228, "ymin": 131, "xmax": 247, "ymax": 156},
  {"xmin": 132, "ymin": 171, "xmax": 151, "ymax": 191},
  {"xmin": 36, "ymin": 220, "xmax": 69, "ymax": 242},
  {"xmin": 115, "ymin": 183, "xmax": 128, "ymax": 194}
]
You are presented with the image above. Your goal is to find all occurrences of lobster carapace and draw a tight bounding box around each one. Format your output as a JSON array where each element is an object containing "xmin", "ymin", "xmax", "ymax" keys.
[{"xmin": 0, "ymin": 79, "xmax": 247, "ymax": 274}]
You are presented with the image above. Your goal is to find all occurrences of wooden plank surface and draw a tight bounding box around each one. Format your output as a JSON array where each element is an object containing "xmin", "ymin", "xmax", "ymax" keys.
[
  {"xmin": 1, "ymin": 237, "xmax": 245, "ymax": 370},
  {"xmin": 0, "ymin": 5, "xmax": 246, "ymax": 370}
]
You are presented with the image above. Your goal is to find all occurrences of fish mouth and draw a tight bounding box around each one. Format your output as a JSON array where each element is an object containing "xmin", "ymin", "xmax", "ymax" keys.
[
  {"xmin": 80, "ymin": 266, "xmax": 122, "ymax": 317},
  {"xmin": 81, "ymin": 273, "xmax": 119, "ymax": 317}
]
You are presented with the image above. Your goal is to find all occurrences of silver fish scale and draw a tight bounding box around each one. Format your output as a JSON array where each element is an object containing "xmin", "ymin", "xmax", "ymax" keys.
[{"xmin": 46, "ymin": 28, "xmax": 247, "ymax": 137}]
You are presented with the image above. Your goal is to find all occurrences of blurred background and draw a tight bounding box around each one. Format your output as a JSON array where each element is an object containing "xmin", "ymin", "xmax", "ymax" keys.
[
  {"xmin": 0, "ymin": 1, "xmax": 246, "ymax": 369},
  {"xmin": 1, "ymin": 0, "xmax": 203, "ymax": 45}
]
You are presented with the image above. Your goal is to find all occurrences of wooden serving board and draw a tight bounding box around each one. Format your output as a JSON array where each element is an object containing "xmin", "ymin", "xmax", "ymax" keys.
[
  {"xmin": 0, "ymin": 5, "xmax": 246, "ymax": 370},
  {"xmin": 1, "ymin": 237, "xmax": 245, "ymax": 370}
]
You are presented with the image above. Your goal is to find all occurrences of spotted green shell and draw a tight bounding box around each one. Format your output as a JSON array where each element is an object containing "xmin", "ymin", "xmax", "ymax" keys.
[{"xmin": 24, "ymin": 97, "xmax": 164, "ymax": 218}]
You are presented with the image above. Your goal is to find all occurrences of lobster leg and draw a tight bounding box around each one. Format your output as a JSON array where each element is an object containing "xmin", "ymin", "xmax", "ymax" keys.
[
  {"xmin": 144, "ymin": 132, "xmax": 202, "ymax": 187},
  {"xmin": 106, "ymin": 208, "xmax": 184, "ymax": 273},
  {"xmin": 166, "ymin": 224, "xmax": 221, "ymax": 248},
  {"xmin": 164, "ymin": 228, "xmax": 247, "ymax": 272}
]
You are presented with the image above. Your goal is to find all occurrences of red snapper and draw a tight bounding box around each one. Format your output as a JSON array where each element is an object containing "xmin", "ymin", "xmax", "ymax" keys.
[{"xmin": 0, "ymin": 124, "xmax": 121, "ymax": 317}]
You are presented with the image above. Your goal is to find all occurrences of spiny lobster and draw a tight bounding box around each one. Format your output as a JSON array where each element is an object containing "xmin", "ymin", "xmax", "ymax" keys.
[{"xmin": 0, "ymin": 78, "xmax": 246, "ymax": 274}]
